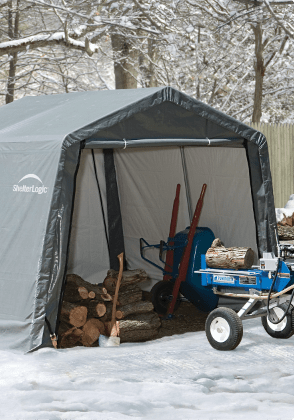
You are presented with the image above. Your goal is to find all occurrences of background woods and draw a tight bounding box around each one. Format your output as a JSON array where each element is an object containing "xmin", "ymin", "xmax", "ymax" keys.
[{"xmin": 0, "ymin": 0, "xmax": 294, "ymax": 123}]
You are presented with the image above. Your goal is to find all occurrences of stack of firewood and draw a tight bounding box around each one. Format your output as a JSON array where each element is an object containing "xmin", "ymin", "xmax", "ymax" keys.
[
  {"xmin": 58, "ymin": 269, "xmax": 161, "ymax": 348},
  {"xmin": 277, "ymin": 224, "xmax": 294, "ymax": 240}
]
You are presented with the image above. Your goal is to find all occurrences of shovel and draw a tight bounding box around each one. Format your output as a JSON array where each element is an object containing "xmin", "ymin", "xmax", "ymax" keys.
[{"xmin": 99, "ymin": 252, "xmax": 124, "ymax": 347}]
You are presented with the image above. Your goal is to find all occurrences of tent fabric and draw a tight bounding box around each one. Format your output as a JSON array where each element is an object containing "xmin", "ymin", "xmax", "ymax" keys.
[
  {"xmin": 67, "ymin": 149, "xmax": 109, "ymax": 284},
  {"xmin": 113, "ymin": 146, "xmax": 257, "ymax": 289},
  {"xmin": 0, "ymin": 86, "xmax": 276, "ymax": 352}
]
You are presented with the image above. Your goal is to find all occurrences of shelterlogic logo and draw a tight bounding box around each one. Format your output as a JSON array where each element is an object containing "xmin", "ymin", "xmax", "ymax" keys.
[{"xmin": 13, "ymin": 174, "xmax": 48, "ymax": 194}]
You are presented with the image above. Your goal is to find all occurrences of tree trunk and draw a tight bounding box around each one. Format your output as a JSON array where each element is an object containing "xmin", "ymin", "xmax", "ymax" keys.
[
  {"xmin": 139, "ymin": 38, "xmax": 158, "ymax": 88},
  {"xmin": 111, "ymin": 33, "xmax": 137, "ymax": 89},
  {"xmin": 5, "ymin": 1, "xmax": 19, "ymax": 104},
  {"xmin": 252, "ymin": 22, "xmax": 264, "ymax": 123}
]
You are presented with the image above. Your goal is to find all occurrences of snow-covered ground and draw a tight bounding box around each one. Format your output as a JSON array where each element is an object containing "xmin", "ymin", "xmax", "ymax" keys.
[{"xmin": 1, "ymin": 319, "xmax": 294, "ymax": 420}]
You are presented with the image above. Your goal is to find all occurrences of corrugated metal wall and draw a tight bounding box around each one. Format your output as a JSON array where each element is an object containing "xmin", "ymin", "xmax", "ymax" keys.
[{"xmin": 250, "ymin": 123, "xmax": 294, "ymax": 208}]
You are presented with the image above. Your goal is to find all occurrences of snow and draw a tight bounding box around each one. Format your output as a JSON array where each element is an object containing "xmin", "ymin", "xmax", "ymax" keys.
[{"xmin": 2, "ymin": 319, "xmax": 294, "ymax": 419}]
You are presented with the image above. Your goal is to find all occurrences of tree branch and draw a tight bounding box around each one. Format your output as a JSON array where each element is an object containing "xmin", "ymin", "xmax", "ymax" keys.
[
  {"xmin": 264, "ymin": 0, "xmax": 294, "ymax": 37},
  {"xmin": 0, "ymin": 32, "xmax": 99, "ymax": 57}
]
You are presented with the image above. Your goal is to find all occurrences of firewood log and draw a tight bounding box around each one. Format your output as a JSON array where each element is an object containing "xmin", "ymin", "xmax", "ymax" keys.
[
  {"xmin": 87, "ymin": 300, "xmax": 107, "ymax": 318},
  {"xmin": 101, "ymin": 302, "xmax": 123, "ymax": 321},
  {"xmin": 66, "ymin": 274, "xmax": 108, "ymax": 298},
  {"xmin": 81, "ymin": 319, "xmax": 105, "ymax": 346},
  {"xmin": 206, "ymin": 239, "xmax": 254, "ymax": 269},
  {"xmin": 60, "ymin": 301, "xmax": 87, "ymax": 327},
  {"xmin": 116, "ymin": 313, "xmax": 161, "ymax": 343},
  {"xmin": 63, "ymin": 280, "xmax": 89, "ymax": 303},
  {"xmin": 57, "ymin": 321, "xmax": 72, "ymax": 338},
  {"xmin": 104, "ymin": 312, "xmax": 161, "ymax": 336},
  {"xmin": 118, "ymin": 291, "xmax": 142, "ymax": 307},
  {"xmin": 120, "ymin": 328, "xmax": 159, "ymax": 343},
  {"xmin": 59, "ymin": 327, "xmax": 84, "ymax": 348},
  {"xmin": 100, "ymin": 292, "xmax": 113, "ymax": 302},
  {"xmin": 103, "ymin": 269, "xmax": 148, "ymax": 293},
  {"xmin": 116, "ymin": 285, "xmax": 143, "ymax": 306},
  {"xmin": 117, "ymin": 301, "xmax": 154, "ymax": 319},
  {"xmin": 278, "ymin": 224, "xmax": 294, "ymax": 240}
]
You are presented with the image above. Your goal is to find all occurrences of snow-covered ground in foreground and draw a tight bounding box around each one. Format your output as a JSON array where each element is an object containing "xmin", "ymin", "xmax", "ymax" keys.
[{"xmin": 1, "ymin": 319, "xmax": 294, "ymax": 420}]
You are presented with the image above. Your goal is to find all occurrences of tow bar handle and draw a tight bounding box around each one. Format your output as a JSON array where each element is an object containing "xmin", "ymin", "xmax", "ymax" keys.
[{"xmin": 167, "ymin": 184, "xmax": 207, "ymax": 316}]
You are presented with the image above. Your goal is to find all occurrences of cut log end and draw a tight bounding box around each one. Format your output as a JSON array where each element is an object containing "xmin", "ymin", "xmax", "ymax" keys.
[
  {"xmin": 69, "ymin": 306, "xmax": 88, "ymax": 327},
  {"xmin": 88, "ymin": 291, "xmax": 96, "ymax": 299}
]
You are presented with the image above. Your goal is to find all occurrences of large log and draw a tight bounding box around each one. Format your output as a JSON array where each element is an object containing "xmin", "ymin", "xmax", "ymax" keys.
[
  {"xmin": 117, "ymin": 313, "xmax": 161, "ymax": 343},
  {"xmin": 117, "ymin": 301, "xmax": 154, "ymax": 319},
  {"xmin": 116, "ymin": 285, "xmax": 143, "ymax": 306},
  {"xmin": 103, "ymin": 269, "xmax": 148, "ymax": 293},
  {"xmin": 60, "ymin": 301, "xmax": 88, "ymax": 327},
  {"xmin": 116, "ymin": 312, "xmax": 161, "ymax": 334},
  {"xmin": 120, "ymin": 328, "xmax": 159, "ymax": 343},
  {"xmin": 206, "ymin": 238, "xmax": 255, "ymax": 269}
]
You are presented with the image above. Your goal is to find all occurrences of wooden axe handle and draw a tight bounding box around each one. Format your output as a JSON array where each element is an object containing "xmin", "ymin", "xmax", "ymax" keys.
[{"xmin": 110, "ymin": 252, "xmax": 124, "ymax": 336}]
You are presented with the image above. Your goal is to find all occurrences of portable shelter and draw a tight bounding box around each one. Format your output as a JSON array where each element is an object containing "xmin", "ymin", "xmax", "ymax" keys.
[{"xmin": 0, "ymin": 86, "xmax": 277, "ymax": 352}]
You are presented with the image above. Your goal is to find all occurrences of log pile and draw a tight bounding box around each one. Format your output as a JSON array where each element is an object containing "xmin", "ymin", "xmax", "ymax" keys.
[
  {"xmin": 277, "ymin": 224, "xmax": 294, "ymax": 240},
  {"xmin": 58, "ymin": 270, "xmax": 161, "ymax": 348},
  {"xmin": 206, "ymin": 238, "xmax": 255, "ymax": 269}
]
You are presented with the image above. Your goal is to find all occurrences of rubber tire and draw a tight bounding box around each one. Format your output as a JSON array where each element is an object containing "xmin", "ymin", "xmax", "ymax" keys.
[
  {"xmin": 151, "ymin": 280, "xmax": 180, "ymax": 315},
  {"xmin": 205, "ymin": 307, "xmax": 243, "ymax": 351},
  {"xmin": 261, "ymin": 303, "xmax": 294, "ymax": 339}
]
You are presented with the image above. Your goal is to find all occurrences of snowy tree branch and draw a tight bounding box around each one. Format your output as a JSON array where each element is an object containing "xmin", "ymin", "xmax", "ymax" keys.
[
  {"xmin": 0, "ymin": 33, "xmax": 99, "ymax": 57},
  {"xmin": 263, "ymin": 0, "xmax": 294, "ymax": 37}
]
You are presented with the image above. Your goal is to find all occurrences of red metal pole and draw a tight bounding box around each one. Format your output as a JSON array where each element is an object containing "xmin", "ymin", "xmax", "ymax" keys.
[
  {"xmin": 167, "ymin": 184, "xmax": 207, "ymax": 316},
  {"xmin": 163, "ymin": 184, "xmax": 181, "ymax": 281}
]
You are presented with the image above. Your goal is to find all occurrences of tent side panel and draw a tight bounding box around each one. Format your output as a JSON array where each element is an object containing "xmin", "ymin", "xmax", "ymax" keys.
[
  {"xmin": 67, "ymin": 149, "xmax": 110, "ymax": 284},
  {"xmin": 0, "ymin": 140, "xmax": 62, "ymax": 352},
  {"xmin": 39, "ymin": 141, "xmax": 81, "ymax": 350},
  {"xmin": 246, "ymin": 140, "xmax": 277, "ymax": 256}
]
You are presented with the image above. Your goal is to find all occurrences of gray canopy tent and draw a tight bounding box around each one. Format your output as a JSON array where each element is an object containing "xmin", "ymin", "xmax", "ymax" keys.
[{"xmin": 0, "ymin": 86, "xmax": 276, "ymax": 352}]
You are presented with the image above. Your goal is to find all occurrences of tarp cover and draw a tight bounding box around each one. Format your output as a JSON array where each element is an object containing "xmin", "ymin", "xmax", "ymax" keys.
[{"xmin": 0, "ymin": 86, "xmax": 276, "ymax": 352}]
